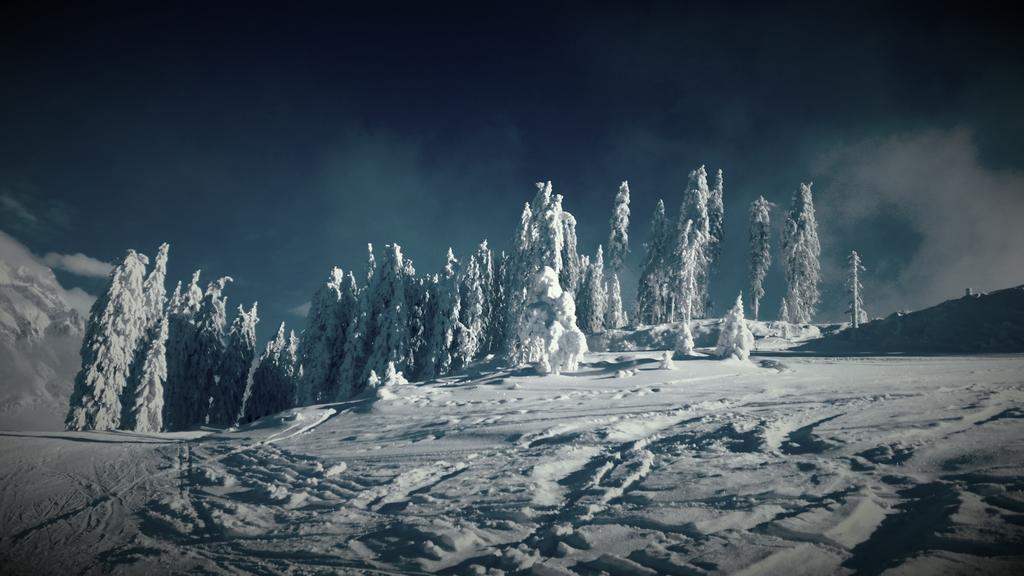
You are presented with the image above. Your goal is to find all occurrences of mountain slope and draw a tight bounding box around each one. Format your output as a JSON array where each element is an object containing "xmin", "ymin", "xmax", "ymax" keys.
[
  {"xmin": 0, "ymin": 232, "xmax": 86, "ymax": 430},
  {"xmin": 799, "ymin": 285, "xmax": 1024, "ymax": 354}
]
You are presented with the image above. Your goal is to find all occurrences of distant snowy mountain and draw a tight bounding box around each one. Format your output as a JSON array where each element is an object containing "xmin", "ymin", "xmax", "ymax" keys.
[
  {"xmin": 0, "ymin": 232, "xmax": 87, "ymax": 430},
  {"xmin": 800, "ymin": 285, "xmax": 1024, "ymax": 353}
]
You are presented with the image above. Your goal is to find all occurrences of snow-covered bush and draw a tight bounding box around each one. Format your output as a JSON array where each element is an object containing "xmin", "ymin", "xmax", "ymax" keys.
[
  {"xmin": 516, "ymin": 267, "xmax": 587, "ymax": 374},
  {"xmin": 716, "ymin": 293, "xmax": 754, "ymax": 360}
]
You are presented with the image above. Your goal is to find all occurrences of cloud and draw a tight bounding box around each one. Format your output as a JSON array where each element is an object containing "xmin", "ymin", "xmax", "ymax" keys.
[
  {"xmin": 812, "ymin": 128, "xmax": 1024, "ymax": 314},
  {"xmin": 43, "ymin": 252, "xmax": 114, "ymax": 278},
  {"xmin": 0, "ymin": 192, "xmax": 39, "ymax": 224},
  {"xmin": 289, "ymin": 301, "xmax": 311, "ymax": 318},
  {"xmin": 0, "ymin": 230, "xmax": 98, "ymax": 316}
]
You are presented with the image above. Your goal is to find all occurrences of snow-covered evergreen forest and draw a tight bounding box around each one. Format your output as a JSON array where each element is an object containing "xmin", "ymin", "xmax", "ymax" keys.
[{"xmin": 66, "ymin": 168, "xmax": 860, "ymax": 432}]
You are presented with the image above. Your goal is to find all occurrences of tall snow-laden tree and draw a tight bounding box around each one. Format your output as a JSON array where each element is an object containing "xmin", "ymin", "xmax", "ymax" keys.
[
  {"xmin": 637, "ymin": 199, "xmax": 669, "ymax": 325},
  {"xmin": 127, "ymin": 315, "xmax": 168, "ymax": 432},
  {"xmin": 847, "ymin": 250, "xmax": 867, "ymax": 328},
  {"xmin": 782, "ymin": 182, "xmax": 821, "ymax": 323},
  {"xmin": 66, "ymin": 250, "xmax": 150, "ymax": 431},
  {"xmin": 297, "ymin": 268, "xmax": 359, "ymax": 405},
  {"xmin": 488, "ymin": 251, "xmax": 510, "ymax": 356},
  {"xmin": 706, "ymin": 169, "xmax": 725, "ymax": 314},
  {"xmin": 675, "ymin": 165, "xmax": 712, "ymax": 319},
  {"xmin": 515, "ymin": 267, "xmax": 587, "ymax": 373},
  {"xmin": 715, "ymin": 293, "xmax": 754, "ymax": 360},
  {"xmin": 364, "ymin": 243, "xmax": 412, "ymax": 386},
  {"xmin": 605, "ymin": 273, "xmax": 627, "ymax": 329},
  {"xmin": 748, "ymin": 196, "xmax": 773, "ymax": 320},
  {"xmin": 473, "ymin": 240, "xmax": 496, "ymax": 354},
  {"xmin": 404, "ymin": 264, "xmax": 430, "ymax": 380},
  {"xmin": 163, "ymin": 271, "xmax": 204, "ymax": 431},
  {"xmin": 778, "ymin": 298, "xmax": 789, "ymax": 323},
  {"xmin": 577, "ymin": 245, "xmax": 607, "ymax": 334},
  {"xmin": 239, "ymin": 323, "xmax": 299, "ymax": 424},
  {"xmin": 425, "ymin": 248, "xmax": 461, "ymax": 378},
  {"xmin": 456, "ymin": 248, "xmax": 486, "ymax": 367},
  {"xmin": 497, "ymin": 202, "xmax": 534, "ymax": 358},
  {"xmin": 191, "ymin": 277, "xmax": 232, "ymax": 425},
  {"xmin": 607, "ymin": 180, "xmax": 631, "ymax": 276},
  {"xmin": 559, "ymin": 212, "xmax": 583, "ymax": 297},
  {"xmin": 208, "ymin": 302, "xmax": 258, "ymax": 427},
  {"xmin": 142, "ymin": 243, "xmax": 169, "ymax": 329}
]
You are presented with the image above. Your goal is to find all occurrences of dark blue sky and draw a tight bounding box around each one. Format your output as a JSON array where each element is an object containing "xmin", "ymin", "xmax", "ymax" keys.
[{"xmin": 2, "ymin": 1, "xmax": 1022, "ymax": 340}]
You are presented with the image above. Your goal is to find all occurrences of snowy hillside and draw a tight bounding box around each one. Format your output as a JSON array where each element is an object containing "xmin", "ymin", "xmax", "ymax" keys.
[
  {"xmin": 2, "ymin": 350, "xmax": 1022, "ymax": 574},
  {"xmin": 0, "ymin": 238, "xmax": 85, "ymax": 430},
  {"xmin": 800, "ymin": 286, "xmax": 1024, "ymax": 354}
]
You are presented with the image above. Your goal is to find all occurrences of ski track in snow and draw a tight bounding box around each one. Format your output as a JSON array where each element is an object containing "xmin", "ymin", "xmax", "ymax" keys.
[{"xmin": 2, "ymin": 352, "xmax": 1024, "ymax": 574}]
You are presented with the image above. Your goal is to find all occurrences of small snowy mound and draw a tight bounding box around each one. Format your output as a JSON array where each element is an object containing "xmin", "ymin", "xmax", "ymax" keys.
[
  {"xmin": 715, "ymin": 293, "xmax": 754, "ymax": 360},
  {"xmin": 372, "ymin": 361, "xmax": 408, "ymax": 401},
  {"xmin": 517, "ymin": 267, "xmax": 588, "ymax": 374},
  {"xmin": 675, "ymin": 320, "xmax": 695, "ymax": 356}
]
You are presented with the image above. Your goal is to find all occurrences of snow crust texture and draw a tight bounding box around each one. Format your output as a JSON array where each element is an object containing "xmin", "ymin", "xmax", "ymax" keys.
[{"xmin": 2, "ymin": 351, "xmax": 1023, "ymax": 574}]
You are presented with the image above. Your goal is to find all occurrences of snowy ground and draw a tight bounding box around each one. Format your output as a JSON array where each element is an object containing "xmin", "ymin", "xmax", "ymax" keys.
[{"xmin": 2, "ymin": 351, "xmax": 1023, "ymax": 575}]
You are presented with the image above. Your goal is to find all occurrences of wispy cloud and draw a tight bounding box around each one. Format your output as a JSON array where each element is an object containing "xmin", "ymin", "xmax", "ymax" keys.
[
  {"xmin": 289, "ymin": 301, "xmax": 311, "ymax": 318},
  {"xmin": 813, "ymin": 128, "xmax": 1024, "ymax": 314},
  {"xmin": 42, "ymin": 252, "xmax": 114, "ymax": 278},
  {"xmin": 0, "ymin": 192, "xmax": 39, "ymax": 224}
]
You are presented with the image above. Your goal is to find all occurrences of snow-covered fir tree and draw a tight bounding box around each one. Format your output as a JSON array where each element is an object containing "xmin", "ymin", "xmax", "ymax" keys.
[
  {"xmin": 607, "ymin": 180, "xmax": 630, "ymax": 275},
  {"xmin": 515, "ymin": 267, "xmax": 587, "ymax": 374},
  {"xmin": 846, "ymin": 250, "xmax": 867, "ymax": 328},
  {"xmin": 163, "ymin": 270, "xmax": 204, "ymax": 431},
  {"xmin": 66, "ymin": 249, "xmax": 150, "ymax": 431},
  {"xmin": 297, "ymin": 268, "xmax": 358, "ymax": 405},
  {"xmin": 577, "ymin": 245, "xmax": 607, "ymax": 334},
  {"xmin": 706, "ymin": 169, "xmax": 725, "ymax": 314},
  {"xmin": 672, "ymin": 219, "xmax": 705, "ymax": 326},
  {"xmin": 559, "ymin": 212, "xmax": 583, "ymax": 297},
  {"xmin": 782, "ymin": 182, "xmax": 821, "ymax": 323},
  {"xmin": 472, "ymin": 240, "xmax": 496, "ymax": 355},
  {"xmin": 363, "ymin": 244, "xmax": 412, "ymax": 387},
  {"xmin": 778, "ymin": 298, "xmax": 789, "ymax": 323},
  {"xmin": 455, "ymin": 248, "xmax": 486, "ymax": 367},
  {"xmin": 239, "ymin": 323, "xmax": 299, "ymax": 424},
  {"xmin": 636, "ymin": 199, "xmax": 669, "ymax": 325},
  {"xmin": 208, "ymin": 302, "xmax": 258, "ymax": 426},
  {"xmin": 605, "ymin": 272, "xmax": 627, "ymax": 329},
  {"xmin": 425, "ymin": 248, "xmax": 460, "ymax": 378},
  {"xmin": 716, "ymin": 293, "xmax": 754, "ymax": 360},
  {"xmin": 748, "ymin": 196, "xmax": 773, "ymax": 320},
  {"xmin": 142, "ymin": 243, "xmax": 169, "ymax": 329},
  {"xmin": 404, "ymin": 266, "xmax": 430, "ymax": 380},
  {"xmin": 674, "ymin": 165, "xmax": 712, "ymax": 319},
  {"xmin": 190, "ymin": 276, "xmax": 232, "ymax": 425},
  {"xmin": 127, "ymin": 315, "xmax": 168, "ymax": 432}
]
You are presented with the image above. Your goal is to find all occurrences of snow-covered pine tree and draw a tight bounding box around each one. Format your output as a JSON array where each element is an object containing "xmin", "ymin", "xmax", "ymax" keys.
[
  {"xmin": 473, "ymin": 240, "xmax": 495, "ymax": 355},
  {"xmin": 191, "ymin": 277, "xmax": 232, "ymax": 426},
  {"xmin": 607, "ymin": 180, "xmax": 631, "ymax": 276},
  {"xmin": 559, "ymin": 212, "xmax": 583, "ymax": 297},
  {"xmin": 365, "ymin": 243, "xmax": 376, "ymax": 284},
  {"xmin": 637, "ymin": 199, "xmax": 669, "ymax": 325},
  {"xmin": 142, "ymin": 243, "xmax": 169, "ymax": 329},
  {"xmin": 515, "ymin": 267, "xmax": 587, "ymax": 373},
  {"xmin": 455, "ymin": 249, "xmax": 485, "ymax": 368},
  {"xmin": 748, "ymin": 196, "xmax": 773, "ymax": 320},
  {"xmin": 426, "ymin": 248, "xmax": 461, "ymax": 377},
  {"xmin": 163, "ymin": 270, "xmax": 204, "ymax": 431},
  {"xmin": 706, "ymin": 169, "xmax": 725, "ymax": 314},
  {"xmin": 239, "ymin": 323, "xmax": 299, "ymax": 424},
  {"xmin": 536, "ymin": 188, "xmax": 564, "ymax": 275},
  {"xmin": 782, "ymin": 182, "xmax": 821, "ymax": 323},
  {"xmin": 297, "ymin": 268, "xmax": 359, "ymax": 405},
  {"xmin": 66, "ymin": 250, "xmax": 150, "ymax": 431},
  {"xmin": 363, "ymin": 244, "xmax": 412, "ymax": 386},
  {"xmin": 403, "ymin": 263, "xmax": 429, "ymax": 380},
  {"xmin": 778, "ymin": 298, "xmax": 789, "ymax": 323},
  {"xmin": 128, "ymin": 315, "xmax": 168, "ymax": 432},
  {"xmin": 715, "ymin": 293, "xmax": 754, "ymax": 360},
  {"xmin": 605, "ymin": 272, "xmax": 627, "ymax": 329},
  {"xmin": 846, "ymin": 250, "xmax": 867, "ymax": 328},
  {"xmin": 497, "ymin": 203, "xmax": 534, "ymax": 358},
  {"xmin": 672, "ymin": 218, "xmax": 706, "ymax": 326},
  {"xmin": 675, "ymin": 165, "xmax": 712, "ymax": 319},
  {"xmin": 208, "ymin": 302, "xmax": 258, "ymax": 427},
  {"xmin": 488, "ymin": 251, "xmax": 510, "ymax": 356},
  {"xmin": 577, "ymin": 245, "xmax": 607, "ymax": 334}
]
